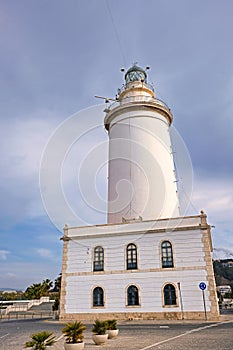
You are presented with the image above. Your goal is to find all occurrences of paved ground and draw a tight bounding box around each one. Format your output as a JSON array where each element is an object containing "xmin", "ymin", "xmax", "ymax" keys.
[{"xmin": 0, "ymin": 316, "xmax": 233, "ymax": 350}]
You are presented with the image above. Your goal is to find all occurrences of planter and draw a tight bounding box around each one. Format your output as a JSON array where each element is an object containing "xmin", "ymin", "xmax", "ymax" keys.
[
  {"xmin": 62, "ymin": 321, "xmax": 86, "ymax": 349},
  {"xmin": 92, "ymin": 334, "xmax": 108, "ymax": 345},
  {"xmin": 64, "ymin": 342, "xmax": 84, "ymax": 350},
  {"xmin": 106, "ymin": 329, "xmax": 119, "ymax": 339}
]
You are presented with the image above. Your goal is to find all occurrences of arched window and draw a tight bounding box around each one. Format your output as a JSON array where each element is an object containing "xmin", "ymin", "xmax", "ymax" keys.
[
  {"xmin": 161, "ymin": 241, "xmax": 174, "ymax": 268},
  {"xmin": 127, "ymin": 285, "xmax": 139, "ymax": 306},
  {"xmin": 126, "ymin": 243, "xmax": 137, "ymax": 270},
  {"xmin": 93, "ymin": 287, "xmax": 104, "ymax": 307},
  {"xmin": 163, "ymin": 284, "xmax": 177, "ymax": 306},
  {"xmin": 93, "ymin": 246, "xmax": 104, "ymax": 271}
]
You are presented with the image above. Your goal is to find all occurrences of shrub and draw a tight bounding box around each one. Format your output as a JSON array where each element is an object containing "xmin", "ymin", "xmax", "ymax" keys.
[
  {"xmin": 92, "ymin": 319, "xmax": 107, "ymax": 335},
  {"xmin": 105, "ymin": 319, "xmax": 117, "ymax": 330},
  {"xmin": 62, "ymin": 321, "xmax": 87, "ymax": 343},
  {"xmin": 24, "ymin": 331, "xmax": 56, "ymax": 350}
]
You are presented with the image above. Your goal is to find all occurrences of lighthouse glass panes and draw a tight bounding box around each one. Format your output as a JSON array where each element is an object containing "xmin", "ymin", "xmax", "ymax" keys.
[
  {"xmin": 93, "ymin": 246, "xmax": 104, "ymax": 271},
  {"xmin": 125, "ymin": 67, "xmax": 147, "ymax": 84},
  {"xmin": 93, "ymin": 287, "xmax": 104, "ymax": 307},
  {"xmin": 164, "ymin": 284, "xmax": 177, "ymax": 306},
  {"xmin": 127, "ymin": 285, "xmax": 139, "ymax": 306},
  {"xmin": 126, "ymin": 243, "xmax": 137, "ymax": 270},
  {"xmin": 161, "ymin": 241, "xmax": 174, "ymax": 268}
]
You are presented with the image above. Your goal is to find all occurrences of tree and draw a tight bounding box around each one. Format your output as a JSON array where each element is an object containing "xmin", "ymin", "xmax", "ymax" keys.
[
  {"xmin": 0, "ymin": 291, "xmax": 25, "ymax": 301},
  {"xmin": 24, "ymin": 279, "xmax": 53, "ymax": 300},
  {"xmin": 213, "ymin": 260, "xmax": 233, "ymax": 290},
  {"xmin": 41, "ymin": 279, "xmax": 53, "ymax": 294},
  {"xmin": 54, "ymin": 273, "xmax": 62, "ymax": 292},
  {"xmin": 224, "ymin": 291, "xmax": 233, "ymax": 299}
]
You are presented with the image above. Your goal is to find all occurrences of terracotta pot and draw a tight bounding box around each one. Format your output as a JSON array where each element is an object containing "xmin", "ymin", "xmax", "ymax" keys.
[
  {"xmin": 92, "ymin": 334, "xmax": 108, "ymax": 345},
  {"xmin": 64, "ymin": 342, "xmax": 84, "ymax": 350},
  {"xmin": 106, "ymin": 329, "xmax": 119, "ymax": 339}
]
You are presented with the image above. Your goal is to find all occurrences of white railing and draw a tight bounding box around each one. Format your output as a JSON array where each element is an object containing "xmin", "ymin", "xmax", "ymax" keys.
[
  {"xmin": 5, "ymin": 297, "xmax": 52, "ymax": 314},
  {"xmin": 27, "ymin": 296, "xmax": 50, "ymax": 309}
]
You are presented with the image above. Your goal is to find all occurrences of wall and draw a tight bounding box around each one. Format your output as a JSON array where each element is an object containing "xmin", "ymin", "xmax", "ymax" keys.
[{"xmin": 60, "ymin": 215, "xmax": 219, "ymax": 320}]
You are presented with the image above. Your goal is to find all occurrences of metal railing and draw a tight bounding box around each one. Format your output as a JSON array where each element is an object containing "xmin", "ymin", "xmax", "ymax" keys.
[
  {"xmin": 108, "ymin": 96, "xmax": 171, "ymax": 113},
  {"xmin": 0, "ymin": 311, "xmax": 55, "ymax": 321},
  {"xmin": 118, "ymin": 82, "xmax": 155, "ymax": 94}
]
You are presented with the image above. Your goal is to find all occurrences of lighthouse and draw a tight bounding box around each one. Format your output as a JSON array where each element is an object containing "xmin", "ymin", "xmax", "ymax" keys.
[
  {"xmin": 105, "ymin": 64, "xmax": 180, "ymax": 224},
  {"xmin": 60, "ymin": 64, "xmax": 219, "ymax": 322}
]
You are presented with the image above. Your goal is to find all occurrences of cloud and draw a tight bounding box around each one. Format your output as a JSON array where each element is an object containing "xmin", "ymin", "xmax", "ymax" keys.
[
  {"xmin": 0, "ymin": 111, "xmax": 63, "ymax": 178},
  {"xmin": 0, "ymin": 250, "xmax": 10, "ymax": 260},
  {"xmin": 0, "ymin": 0, "xmax": 233, "ymax": 290},
  {"xmin": 35, "ymin": 248, "xmax": 55, "ymax": 260},
  {"xmin": 192, "ymin": 176, "xmax": 233, "ymax": 220},
  {"xmin": 191, "ymin": 175, "xmax": 233, "ymax": 256},
  {"xmin": 6, "ymin": 272, "xmax": 16, "ymax": 278},
  {"xmin": 0, "ymin": 111, "xmax": 64, "ymax": 227},
  {"xmin": 1, "ymin": 262, "xmax": 60, "ymax": 290}
]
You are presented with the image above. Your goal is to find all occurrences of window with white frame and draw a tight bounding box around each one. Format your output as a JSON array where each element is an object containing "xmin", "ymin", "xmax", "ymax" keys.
[
  {"xmin": 93, "ymin": 286, "xmax": 104, "ymax": 307},
  {"xmin": 161, "ymin": 241, "xmax": 174, "ymax": 268},
  {"xmin": 93, "ymin": 246, "xmax": 104, "ymax": 271},
  {"xmin": 127, "ymin": 285, "xmax": 139, "ymax": 306},
  {"xmin": 126, "ymin": 243, "xmax": 137, "ymax": 270},
  {"xmin": 163, "ymin": 284, "xmax": 177, "ymax": 306}
]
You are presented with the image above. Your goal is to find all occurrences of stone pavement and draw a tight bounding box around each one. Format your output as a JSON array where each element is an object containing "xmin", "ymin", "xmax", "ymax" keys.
[
  {"xmin": 0, "ymin": 315, "xmax": 233, "ymax": 350},
  {"xmin": 51, "ymin": 315, "xmax": 233, "ymax": 350}
]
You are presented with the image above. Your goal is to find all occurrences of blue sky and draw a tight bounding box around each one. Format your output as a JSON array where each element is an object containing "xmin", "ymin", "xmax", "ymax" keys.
[{"xmin": 1, "ymin": 0, "xmax": 233, "ymax": 290}]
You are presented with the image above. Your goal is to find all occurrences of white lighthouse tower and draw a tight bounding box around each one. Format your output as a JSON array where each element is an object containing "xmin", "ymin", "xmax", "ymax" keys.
[
  {"xmin": 105, "ymin": 64, "xmax": 180, "ymax": 224},
  {"xmin": 60, "ymin": 64, "xmax": 219, "ymax": 322}
]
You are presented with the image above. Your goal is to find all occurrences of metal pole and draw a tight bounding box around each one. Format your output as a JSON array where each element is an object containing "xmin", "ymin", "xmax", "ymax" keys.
[
  {"xmin": 177, "ymin": 282, "xmax": 184, "ymax": 320},
  {"xmin": 179, "ymin": 289, "xmax": 184, "ymax": 320},
  {"xmin": 202, "ymin": 290, "xmax": 207, "ymax": 320}
]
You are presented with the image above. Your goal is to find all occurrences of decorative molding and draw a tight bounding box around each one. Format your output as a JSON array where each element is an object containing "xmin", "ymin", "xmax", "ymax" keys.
[
  {"xmin": 65, "ymin": 265, "xmax": 206, "ymax": 277},
  {"xmin": 66, "ymin": 225, "xmax": 203, "ymax": 241}
]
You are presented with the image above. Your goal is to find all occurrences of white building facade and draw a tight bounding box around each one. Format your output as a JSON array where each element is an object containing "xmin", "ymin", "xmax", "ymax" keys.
[{"xmin": 60, "ymin": 65, "xmax": 219, "ymax": 321}]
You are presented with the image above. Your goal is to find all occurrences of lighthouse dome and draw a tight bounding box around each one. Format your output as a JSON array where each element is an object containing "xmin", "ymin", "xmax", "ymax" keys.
[{"xmin": 125, "ymin": 64, "xmax": 147, "ymax": 84}]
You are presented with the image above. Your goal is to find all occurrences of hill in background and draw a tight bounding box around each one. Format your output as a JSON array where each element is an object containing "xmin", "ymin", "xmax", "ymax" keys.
[{"xmin": 213, "ymin": 259, "xmax": 233, "ymax": 289}]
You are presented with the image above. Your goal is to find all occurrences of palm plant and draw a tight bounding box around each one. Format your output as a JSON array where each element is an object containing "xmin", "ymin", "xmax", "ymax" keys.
[
  {"xmin": 24, "ymin": 279, "xmax": 53, "ymax": 299},
  {"xmin": 62, "ymin": 321, "xmax": 86, "ymax": 343},
  {"xmin": 92, "ymin": 319, "xmax": 107, "ymax": 335},
  {"xmin": 24, "ymin": 331, "xmax": 56, "ymax": 350},
  {"xmin": 105, "ymin": 319, "xmax": 117, "ymax": 330},
  {"xmin": 105, "ymin": 319, "xmax": 119, "ymax": 339}
]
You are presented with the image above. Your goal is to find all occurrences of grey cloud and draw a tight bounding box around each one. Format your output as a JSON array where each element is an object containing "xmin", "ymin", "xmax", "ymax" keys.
[{"xmin": 1, "ymin": 0, "xmax": 233, "ymax": 288}]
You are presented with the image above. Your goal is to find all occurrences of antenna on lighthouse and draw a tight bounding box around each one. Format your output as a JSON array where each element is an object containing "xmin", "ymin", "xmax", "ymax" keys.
[{"xmin": 94, "ymin": 95, "xmax": 117, "ymax": 103}]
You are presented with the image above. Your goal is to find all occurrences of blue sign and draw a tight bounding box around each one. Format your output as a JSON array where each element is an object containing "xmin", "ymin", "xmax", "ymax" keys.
[{"xmin": 199, "ymin": 282, "xmax": 206, "ymax": 290}]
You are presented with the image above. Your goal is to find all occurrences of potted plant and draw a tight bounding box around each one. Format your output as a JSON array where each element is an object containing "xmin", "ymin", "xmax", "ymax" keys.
[
  {"xmin": 24, "ymin": 331, "xmax": 56, "ymax": 350},
  {"xmin": 62, "ymin": 321, "xmax": 87, "ymax": 350},
  {"xmin": 105, "ymin": 319, "xmax": 119, "ymax": 339},
  {"xmin": 92, "ymin": 319, "xmax": 108, "ymax": 345}
]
